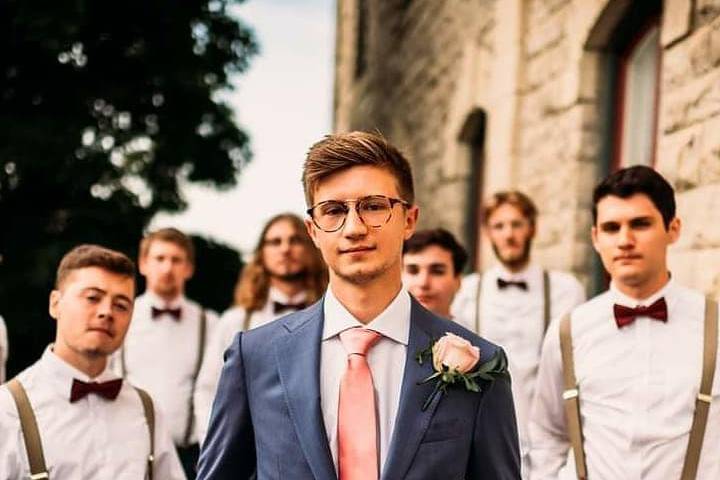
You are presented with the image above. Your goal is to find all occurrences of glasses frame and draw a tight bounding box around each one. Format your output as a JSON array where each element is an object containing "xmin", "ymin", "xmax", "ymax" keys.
[{"xmin": 306, "ymin": 195, "xmax": 410, "ymax": 233}]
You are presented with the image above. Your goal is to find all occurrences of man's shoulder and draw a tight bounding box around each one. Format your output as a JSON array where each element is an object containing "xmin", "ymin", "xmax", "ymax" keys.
[{"xmin": 238, "ymin": 300, "xmax": 323, "ymax": 350}]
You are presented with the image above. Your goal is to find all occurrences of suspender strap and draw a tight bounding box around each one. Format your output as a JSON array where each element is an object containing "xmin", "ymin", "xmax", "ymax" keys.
[
  {"xmin": 474, "ymin": 274, "xmax": 482, "ymax": 334},
  {"xmin": 680, "ymin": 298, "xmax": 718, "ymax": 480},
  {"xmin": 135, "ymin": 387, "xmax": 155, "ymax": 480},
  {"xmin": 183, "ymin": 309, "xmax": 207, "ymax": 447},
  {"xmin": 6, "ymin": 379, "xmax": 49, "ymax": 480},
  {"xmin": 542, "ymin": 270, "xmax": 551, "ymax": 332},
  {"xmin": 559, "ymin": 314, "xmax": 587, "ymax": 480}
]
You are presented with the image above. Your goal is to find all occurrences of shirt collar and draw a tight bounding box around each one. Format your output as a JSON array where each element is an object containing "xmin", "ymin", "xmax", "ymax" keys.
[
  {"xmin": 38, "ymin": 344, "xmax": 119, "ymax": 400},
  {"xmin": 268, "ymin": 286, "xmax": 308, "ymax": 304},
  {"xmin": 322, "ymin": 284, "xmax": 411, "ymax": 346},
  {"xmin": 609, "ymin": 276, "xmax": 675, "ymax": 308},
  {"xmin": 492, "ymin": 263, "xmax": 538, "ymax": 281},
  {"xmin": 144, "ymin": 290, "xmax": 185, "ymax": 310}
]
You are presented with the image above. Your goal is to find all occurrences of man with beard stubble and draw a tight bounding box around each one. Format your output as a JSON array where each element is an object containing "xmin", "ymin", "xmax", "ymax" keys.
[
  {"xmin": 451, "ymin": 191, "xmax": 585, "ymax": 476},
  {"xmin": 114, "ymin": 227, "xmax": 218, "ymax": 478}
]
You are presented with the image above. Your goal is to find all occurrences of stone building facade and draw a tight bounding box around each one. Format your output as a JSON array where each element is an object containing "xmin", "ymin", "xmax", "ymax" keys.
[{"xmin": 333, "ymin": 0, "xmax": 720, "ymax": 297}]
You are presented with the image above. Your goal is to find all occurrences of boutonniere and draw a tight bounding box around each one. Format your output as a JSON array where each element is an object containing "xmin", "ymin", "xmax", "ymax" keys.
[{"xmin": 415, "ymin": 332, "xmax": 509, "ymax": 411}]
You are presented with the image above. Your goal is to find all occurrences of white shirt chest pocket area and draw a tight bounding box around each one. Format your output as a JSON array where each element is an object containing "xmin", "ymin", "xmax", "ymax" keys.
[{"xmin": 112, "ymin": 437, "xmax": 152, "ymax": 478}]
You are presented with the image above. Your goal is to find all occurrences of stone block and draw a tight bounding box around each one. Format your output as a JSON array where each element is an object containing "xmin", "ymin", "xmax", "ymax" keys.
[{"xmin": 661, "ymin": 0, "xmax": 692, "ymax": 46}]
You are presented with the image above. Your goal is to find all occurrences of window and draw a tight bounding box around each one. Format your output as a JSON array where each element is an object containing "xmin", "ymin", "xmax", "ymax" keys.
[
  {"xmin": 613, "ymin": 22, "xmax": 660, "ymax": 168},
  {"xmin": 458, "ymin": 109, "xmax": 486, "ymax": 271}
]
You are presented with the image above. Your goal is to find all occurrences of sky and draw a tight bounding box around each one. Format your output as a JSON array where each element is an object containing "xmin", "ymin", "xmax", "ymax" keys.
[{"xmin": 151, "ymin": 0, "xmax": 335, "ymax": 255}]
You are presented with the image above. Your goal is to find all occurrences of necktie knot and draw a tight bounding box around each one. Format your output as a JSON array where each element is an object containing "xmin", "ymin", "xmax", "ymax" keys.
[
  {"xmin": 70, "ymin": 378, "xmax": 123, "ymax": 403},
  {"xmin": 497, "ymin": 278, "xmax": 528, "ymax": 291},
  {"xmin": 339, "ymin": 328, "xmax": 381, "ymax": 356},
  {"xmin": 613, "ymin": 297, "xmax": 668, "ymax": 328},
  {"xmin": 151, "ymin": 306, "xmax": 182, "ymax": 320}
]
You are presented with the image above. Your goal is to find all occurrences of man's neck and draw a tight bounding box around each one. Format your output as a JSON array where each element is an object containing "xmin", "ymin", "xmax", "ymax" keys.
[
  {"xmin": 499, "ymin": 259, "xmax": 530, "ymax": 275},
  {"xmin": 330, "ymin": 276, "xmax": 403, "ymax": 325},
  {"xmin": 270, "ymin": 277, "xmax": 305, "ymax": 298},
  {"xmin": 614, "ymin": 271, "xmax": 671, "ymax": 301},
  {"xmin": 148, "ymin": 288, "xmax": 183, "ymax": 305},
  {"xmin": 53, "ymin": 344, "xmax": 107, "ymax": 379}
]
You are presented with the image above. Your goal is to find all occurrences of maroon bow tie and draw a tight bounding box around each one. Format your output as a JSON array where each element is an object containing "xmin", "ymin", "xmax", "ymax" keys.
[
  {"xmin": 613, "ymin": 297, "xmax": 668, "ymax": 328},
  {"xmin": 151, "ymin": 306, "xmax": 182, "ymax": 320},
  {"xmin": 70, "ymin": 378, "xmax": 123, "ymax": 403},
  {"xmin": 272, "ymin": 301, "xmax": 307, "ymax": 314},
  {"xmin": 497, "ymin": 278, "xmax": 528, "ymax": 291}
]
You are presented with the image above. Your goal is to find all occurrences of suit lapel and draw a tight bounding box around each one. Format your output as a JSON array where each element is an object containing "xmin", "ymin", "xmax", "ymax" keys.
[
  {"xmin": 274, "ymin": 302, "xmax": 337, "ymax": 480},
  {"xmin": 382, "ymin": 300, "xmax": 443, "ymax": 480}
]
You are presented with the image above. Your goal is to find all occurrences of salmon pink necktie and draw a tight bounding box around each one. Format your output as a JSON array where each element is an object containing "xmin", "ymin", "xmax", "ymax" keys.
[{"xmin": 338, "ymin": 327, "xmax": 381, "ymax": 480}]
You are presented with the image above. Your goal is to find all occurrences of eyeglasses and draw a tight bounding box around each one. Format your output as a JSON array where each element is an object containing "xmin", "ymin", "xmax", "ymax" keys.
[{"xmin": 306, "ymin": 195, "xmax": 410, "ymax": 233}]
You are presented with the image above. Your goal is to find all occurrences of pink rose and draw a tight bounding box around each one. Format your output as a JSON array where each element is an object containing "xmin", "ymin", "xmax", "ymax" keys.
[{"xmin": 432, "ymin": 332, "xmax": 480, "ymax": 374}]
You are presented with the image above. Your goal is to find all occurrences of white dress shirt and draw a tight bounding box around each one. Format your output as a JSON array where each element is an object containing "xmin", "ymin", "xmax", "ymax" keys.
[
  {"xmin": 0, "ymin": 346, "xmax": 185, "ymax": 480},
  {"xmin": 0, "ymin": 315, "xmax": 7, "ymax": 383},
  {"xmin": 451, "ymin": 264, "xmax": 585, "ymax": 464},
  {"xmin": 112, "ymin": 292, "xmax": 218, "ymax": 446},
  {"xmin": 529, "ymin": 279, "xmax": 720, "ymax": 480},
  {"xmin": 193, "ymin": 287, "xmax": 309, "ymax": 444},
  {"xmin": 320, "ymin": 285, "xmax": 410, "ymax": 476}
]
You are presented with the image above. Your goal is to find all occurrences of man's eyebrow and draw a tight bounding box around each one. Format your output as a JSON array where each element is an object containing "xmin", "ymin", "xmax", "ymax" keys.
[{"xmin": 81, "ymin": 286, "xmax": 106, "ymax": 295}]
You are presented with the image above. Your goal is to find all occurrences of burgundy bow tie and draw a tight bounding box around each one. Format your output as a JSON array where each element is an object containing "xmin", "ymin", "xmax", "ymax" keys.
[
  {"xmin": 273, "ymin": 301, "xmax": 307, "ymax": 314},
  {"xmin": 70, "ymin": 378, "xmax": 123, "ymax": 403},
  {"xmin": 613, "ymin": 297, "xmax": 668, "ymax": 329},
  {"xmin": 151, "ymin": 306, "xmax": 182, "ymax": 320},
  {"xmin": 497, "ymin": 278, "xmax": 528, "ymax": 291}
]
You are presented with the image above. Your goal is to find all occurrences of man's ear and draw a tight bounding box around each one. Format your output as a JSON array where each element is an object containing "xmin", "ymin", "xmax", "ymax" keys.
[
  {"xmin": 591, "ymin": 225, "xmax": 600, "ymax": 253},
  {"xmin": 183, "ymin": 262, "xmax": 195, "ymax": 281},
  {"xmin": 49, "ymin": 290, "xmax": 61, "ymax": 320},
  {"xmin": 138, "ymin": 255, "xmax": 148, "ymax": 276},
  {"xmin": 667, "ymin": 217, "xmax": 681, "ymax": 244},
  {"xmin": 305, "ymin": 218, "xmax": 321, "ymax": 248},
  {"xmin": 403, "ymin": 205, "xmax": 419, "ymax": 240}
]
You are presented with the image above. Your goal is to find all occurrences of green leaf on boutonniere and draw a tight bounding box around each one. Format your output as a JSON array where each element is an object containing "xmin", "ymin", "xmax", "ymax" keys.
[{"xmin": 415, "ymin": 341, "xmax": 509, "ymax": 411}]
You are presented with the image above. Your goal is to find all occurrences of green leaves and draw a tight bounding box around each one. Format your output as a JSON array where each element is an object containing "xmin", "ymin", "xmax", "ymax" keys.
[{"xmin": 416, "ymin": 340, "xmax": 509, "ymax": 411}]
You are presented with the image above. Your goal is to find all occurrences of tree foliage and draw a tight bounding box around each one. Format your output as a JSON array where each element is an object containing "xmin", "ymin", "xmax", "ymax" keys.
[{"xmin": 0, "ymin": 0, "xmax": 257, "ymax": 376}]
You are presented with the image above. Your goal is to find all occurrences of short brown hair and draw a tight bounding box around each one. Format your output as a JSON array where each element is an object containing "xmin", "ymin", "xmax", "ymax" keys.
[
  {"xmin": 482, "ymin": 190, "xmax": 538, "ymax": 227},
  {"xmin": 139, "ymin": 227, "xmax": 195, "ymax": 265},
  {"xmin": 56, "ymin": 244, "xmax": 136, "ymax": 288},
  {"xmin": 302, "ymin": 131, "xmax": 415, "ymax": 206}
]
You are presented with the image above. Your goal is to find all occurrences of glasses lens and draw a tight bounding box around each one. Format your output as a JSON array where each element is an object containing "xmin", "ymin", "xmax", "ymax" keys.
[
  {"xmin": 358, "ymin": 196, "xmax": 392, "ymax": 227},
  {"xmin": 315, "ymin": 201, "xmax": 347, "ymax": 231}
]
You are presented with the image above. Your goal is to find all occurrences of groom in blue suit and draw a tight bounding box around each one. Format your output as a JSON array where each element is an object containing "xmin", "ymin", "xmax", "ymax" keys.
[{"xmin": 197, "ymin": 131, "xmax": 521, "ymax": 479}]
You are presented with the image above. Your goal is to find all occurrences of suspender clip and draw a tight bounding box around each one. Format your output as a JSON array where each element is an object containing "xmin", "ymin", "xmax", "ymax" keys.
[
  {"xmin": 30, "ymin": 473, "xmax": 49, "ymax": 480},
  {"xmin": 697, "ymin": 393, "xmax": 712, "ymax": 404},
  {"xmin": 562, "ymin": 388, "xmax": 579, "ymax": 400}
]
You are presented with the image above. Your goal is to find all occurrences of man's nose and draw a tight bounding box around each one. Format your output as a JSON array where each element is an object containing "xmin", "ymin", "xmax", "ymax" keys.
[
  {"xmin": 97, "ymin": 298, "xmax": 113, "ymax": 318},
  {"xmin": 618, "ymin": 225, "xmax": 635, "ymax": 247},
  {"xmin": 342, "ymin": 205, "xmax": 368, "ymax": 237}
]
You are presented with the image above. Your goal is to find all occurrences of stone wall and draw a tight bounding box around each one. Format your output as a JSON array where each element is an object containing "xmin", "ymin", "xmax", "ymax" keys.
[{"xmin": 334, "ymin": 0, "xmax": 720, "ymax": 297}]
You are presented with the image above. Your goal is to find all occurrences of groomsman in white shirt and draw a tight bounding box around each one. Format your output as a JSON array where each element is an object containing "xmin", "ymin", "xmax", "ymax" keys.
[
  {"xmin": 529, "ymin": 166, "xmax": 720, "ymax": 479},
  {"xmin": 0, "ymin": 244, "xmax": 184, "ymax": 479},
  {"xmin": 0, "ymin": 314, "xmax": 7, "ymax": 383},
  {"xmin": 194, "ymin": 213, "xmax": 328, "ymax": 443},
  {"xmin": 402, "ymin": 228, "xmax": 467, "ymax": 319},
  {"xmin": 451, "ymin": 190, "xmax": 585, "ymax": 475},
  {"xmin": 116, "ymin": 228, "xmax": 217, "ymax": 478}
]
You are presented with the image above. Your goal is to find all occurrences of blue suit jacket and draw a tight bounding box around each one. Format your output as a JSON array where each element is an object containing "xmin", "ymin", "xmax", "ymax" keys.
[{"xmin": 197, "ymin": 297, "xmax": 520, "ymax": 479}]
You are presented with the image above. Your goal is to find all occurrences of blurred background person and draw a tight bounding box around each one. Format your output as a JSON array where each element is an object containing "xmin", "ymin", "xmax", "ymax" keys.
[
  {"xmin": 194, "ymin": 212, "xmax": 327, "ymax": 443},
  {"xmin": 452, "ymin": 190, "xmax": 585, "ymax": 476},
  {"xmin": 402, "ymin": 228, "xmax": 467, "ymax": 320},
  {"xmin": 115, "ymin": 228, "xmax": 218, "ymax": 478},
  {"xmin": 0, "ymin": 244, "xmax": 184, "ymax": 479}
]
